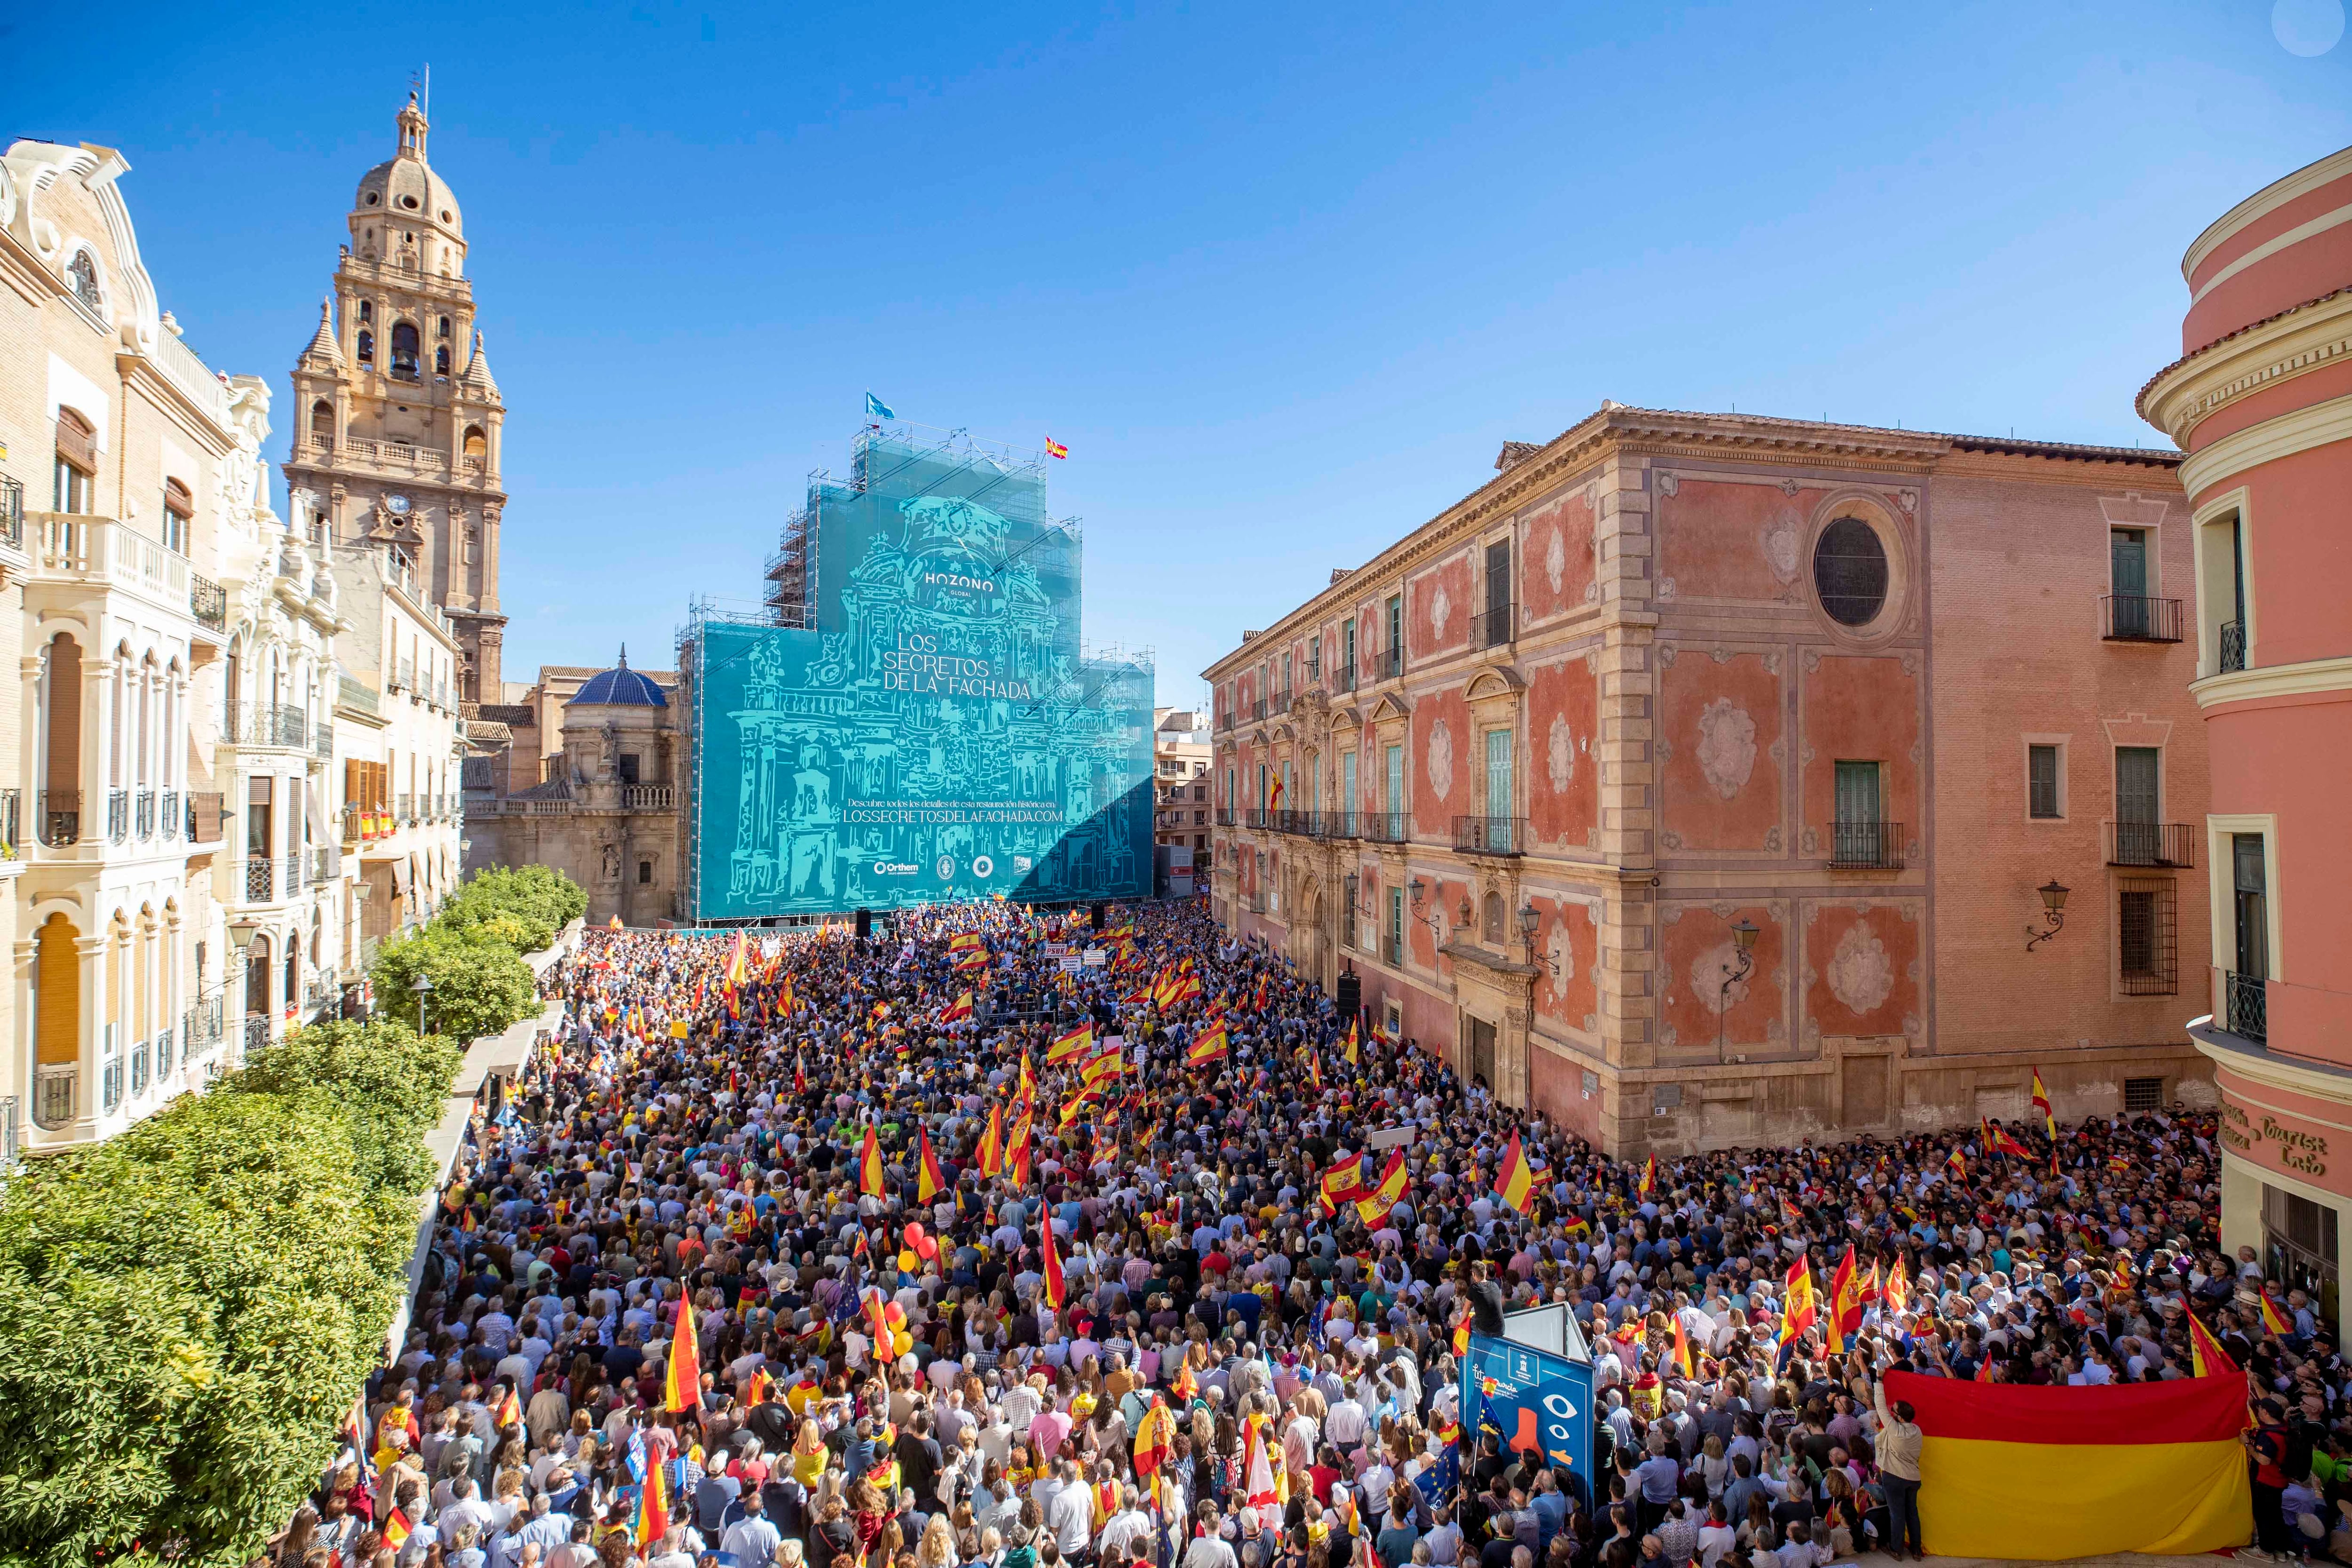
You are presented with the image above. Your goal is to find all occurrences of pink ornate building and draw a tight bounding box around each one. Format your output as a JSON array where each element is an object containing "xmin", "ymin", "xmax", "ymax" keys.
[
  {"xmin": 2140, "ymin": 144, "xmax": 2352, "ymax": 1327},
  {"xmin": 1206, "ymin": 407, "xmax": 2210, "ymax": 1154}
]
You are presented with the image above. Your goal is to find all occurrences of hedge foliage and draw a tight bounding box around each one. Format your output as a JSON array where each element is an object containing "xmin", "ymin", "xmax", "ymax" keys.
[
  {"xmin": 366, "ymin": 866, "xmax": 584, "ymax": 1046},
  {"xmin": 0, "ymin": 1020, "xmax": 460, "ymax": 1568}
]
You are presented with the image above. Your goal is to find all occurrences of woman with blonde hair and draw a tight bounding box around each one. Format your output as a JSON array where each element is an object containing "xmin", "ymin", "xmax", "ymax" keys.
[
  {"xmin": 917, "ymin": 1515, "xmax": 959, "ymax": 1568},
  {"xmin": 794, "ymin": 1416, "xmax": 831, "ymax": 1488}
]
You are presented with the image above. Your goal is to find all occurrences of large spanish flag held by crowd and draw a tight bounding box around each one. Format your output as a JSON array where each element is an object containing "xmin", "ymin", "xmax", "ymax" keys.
[{"xmin": 1887, "ymin": 1368, "xmax": 2249, "ymax": 1559}]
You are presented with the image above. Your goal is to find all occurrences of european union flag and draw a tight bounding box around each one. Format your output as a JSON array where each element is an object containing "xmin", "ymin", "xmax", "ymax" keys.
[{"xmin": 865, "ymin": 391, "xmax": 895, "ymax": 420}]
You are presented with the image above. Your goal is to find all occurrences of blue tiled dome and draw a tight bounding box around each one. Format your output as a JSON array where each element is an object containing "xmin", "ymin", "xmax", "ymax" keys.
[{"xmin": 567, "ymin": 646, "xmax": 667, "ymax": 708}]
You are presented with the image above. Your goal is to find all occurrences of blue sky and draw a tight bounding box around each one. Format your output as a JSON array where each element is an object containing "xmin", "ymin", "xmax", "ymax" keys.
[{"xmin": 15, "ymin": 1, "xmax": 2349, "ymax": 704}]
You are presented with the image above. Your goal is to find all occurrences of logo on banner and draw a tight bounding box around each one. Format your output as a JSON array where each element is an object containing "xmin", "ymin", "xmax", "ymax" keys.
[{"xmin": 972, "ymin": 854, "xmax": 995, "ymax": 878}]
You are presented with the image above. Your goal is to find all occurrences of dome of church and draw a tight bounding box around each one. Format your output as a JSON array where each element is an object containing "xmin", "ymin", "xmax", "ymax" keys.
[
  {"xmin": 567, "ymin": 647, "xmax": 667, "ymax": 708},
  {"xmin": 353, "ymin": 95, "xmax": 463, "ymax": 238}
]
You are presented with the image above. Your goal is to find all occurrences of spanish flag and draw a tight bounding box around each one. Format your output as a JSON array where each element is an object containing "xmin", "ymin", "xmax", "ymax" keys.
[
  {"xmin": 1778, "ymin": 1257, "xmax": 1817, "ymax": 1350},
  {"xmin": 1669, "ymin": 1313, "xmax": 1695, "ymax": 1378},
  {"xmin": 1887, "ymin": 1367, "xmax": 2249, "ymax": 1558},
  {"xmin": 977, "ymin": 1105, "xmax": 1004, "ymax": 1178},
  {"xmin": 1319, "ymin": 1157, "xmax": 1369, "ymax": 1215},
  {"xmin": 1492, "ymin": 1131, "xmax": 1534, "ymax": 1213},
  {"xmin": 607, "ymin": 915, "xmax": 624, "ymax": 931},
  {"xmin": 382, "ymin": 1507, "xmax": 414, "ymax": 1549},
  {"xmin": 1041, "ymin": 1216, "xmax": 1065, "ymax": 1309},
  {"xmin": 859, "ymin": 1124, "xmax": 885, "ymax": 1197},
  {"xmin": 1186, "ymin": 1026, "xmax": 1229, "ymax": 1067},
  {"xmin": 941, "ymin": 992, "xmax": 974, "ymax": 1023},
  {"xmin": 917, "ymin": 1126, "xmax": 946, "ymax": 1204},
  {"xmin": 635, "ymin": 1447, "xmax": 672, "ymax": 1550},
  {"xmin": 2259, "ymin": 1289, "xmax": 2292, "ymax": 1337},
  {"xmin": 1049, "ymin": 1023, "xmax": 1092, "ymax": 1064},
  {"xmin": 493, "ymin": 1383, "xmax": 522, "ymax": 1430},
  {"xmin": 2187, "ymin": 1310, "xmax": 2238, "ymax": 1377},
  {"xmin": 1883, "ymin": 1255, "xmax": 1911, "ymax": 1317},
  {"xmin": 1133, "ymin": 1398, "xmax": 1176, "ymax": 1478},
  {"xmin": 1638, "ymin": 1154, "xmax": 1656, "ymax": 1199},
  {"xmin": 665, "ymin": 1295, "xmax": 701, "ymax": 1411},
  {"xmin": 2031, "ymin": 1065, "xmax": 2055, "ymax": 1141},
  {"xmin": 1828, "ymin": 1245, "xmax": 1862, "ymax": 1353},
  {"xmin": 1354, "ymin": 1150, "xmax": 1409, "ymax": 1226},
  {"xmin": 1007, "ymin": 1104, "xmax": 1034, "ymax": 1186},
  {"xmin": 1343, "ymin": 1018, "xmax": 1359, "ymax": 1065},
  {"xmin": 1452, "ymin": 1307, "xmax": 1472, "ymax": 1357}
]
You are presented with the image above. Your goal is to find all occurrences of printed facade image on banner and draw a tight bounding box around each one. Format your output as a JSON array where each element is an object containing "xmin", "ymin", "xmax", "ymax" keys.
[{"xmin": 689, "ymin": 428, "xmax": 1153, "ymax": 920}]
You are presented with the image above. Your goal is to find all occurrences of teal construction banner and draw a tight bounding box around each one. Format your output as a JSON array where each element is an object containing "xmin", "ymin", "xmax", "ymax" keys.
[{"xmin": 689, "ymin": 430, "xmax": 1153, "ymax": 920}]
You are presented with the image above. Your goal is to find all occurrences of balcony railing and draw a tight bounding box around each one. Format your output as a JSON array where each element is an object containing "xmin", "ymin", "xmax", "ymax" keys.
[
  {"xmin": 1471, "ymin": 603, "xmax": 1516, "ymax": 650},
  {"xmin": 190, "ymin": 574, "xmax": 228, "ymax": 633},
  {"xmin": 2100, "ymin": 595, "xmax": 2183, "ymax": 643},
  {"xmin": 0, "ymin": 474, "xmax": 21, "ymax": 551},
  {"xmin": 0, "ymin": 788, "xmax": 16, "ymax": 857},
  {"xmin": 106, "ymin": 789, "xmax": 128, "ymax": 844},
  {"xmin": 33, "ymin": 1066, "xmax": 73, "ymax": 1130},
  {"xmin": 1376, "ymin": 646, "xmax": 1402, "ymax": 680},
  {"xmin": 2106, "ymin": 821, "xmax": 2194, "ymax": 869},
  {"xmin": 1361, "ymin": 811, "xmax": 1411, "ymax": 845},
  {"xmin": 1453, "ymin": 815, "xmax": 1526, "ymax": 855},
  {"xmin": 1215, "ymin": 808, "xmax": 1236, "ymax": 828},
  {"xmin": 40, "ymin": 790, "xmax": 80, "ymax": 847},
  {"xmin": 243, "ymin": 1015, "xmax": 271, "ymax": 1053},
  {"xmin": 398, "ymin": 793, "xmax": 416, "ymax": 825},
  {"xmin": 160, "ymin": 789, "xmax": 180, "ymax": 840},
  {"xmin": 1331, "ymin": 663, "xmax": 1358, "ymax": 694},
  {"xmin": 1217, "ymin": 712, "xmax": 1235, "ymax": 732},
  {"xmin": 1271, "ymin": 689, "xmax": 1293, "ymax": 715},
  {"xmin": 243, "ymin": 857, "xmax": 278, "ymax": 902},
  {"xmin": 34, "ymin": 516, "xmax": 196, "ymax": 621},
  {"xmin": 2225, "ymin": 971, "xmax": 2267, "ymax": 1043},
  {"xmin": 622, "ymin": 784, "xmax": 675, "ymax": 810},
  {"xmin": 134, "ymin": 788, "xmax": 156, "ymax": 840},
  {"xmin": 183, "ymin": 996, "xmax": 224, "ymax": 1053},
  {"xmin": 1322, "ymin": 810, "xmax": 1359, "ymax": 840},
  {"xmin": 1250, "ymin": 699, "xmax": 1267, "ymax": 722},
  {"xmin": 2219, "ymin": 620, "xmax": 2247, "ymax": 674},
  {"xmin": 223, "ymin": 701, "xmax": 309, "ymax": 749},
  {"xmin": 1826, "ymin": 820, "xmax": 1906, "ymax": 870}
]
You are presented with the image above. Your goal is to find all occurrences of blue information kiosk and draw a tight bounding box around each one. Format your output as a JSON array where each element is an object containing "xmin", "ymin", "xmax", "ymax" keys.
[{"xmin": 1460, "ymin": 1303, "xmax": 1596, "ymax": 1499}]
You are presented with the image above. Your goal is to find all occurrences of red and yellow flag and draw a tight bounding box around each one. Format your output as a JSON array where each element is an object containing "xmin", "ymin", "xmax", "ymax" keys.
[
  {"xmin": 1186, "ymin": 1026, "xmax": 1229, "ymax": 1067},
  {"xmin": 1828, "ymin": 1245, "xmax": 1862, "ymax": 1353},
  {"xmin": 1354, "ymin": 1150, "xmax": 1409, "ymax": 1226},
  {"xmin": 1343, "ymin": 1018, "xmax": 1360, "ymax": 1065},
  {"xmin": 1319, "ymin": 1157, "xmax": 1369, "ymax": 1215},
  {"xmin": 665, "ymin": 1294, "xmax": 701, "ymax": 1412},
  {"xmin": 917, "ymin": 1125, "xmax": 946, "ymax": 1204},
  {"xmin": 1492, "ymin": 1132, "xmax": 1534, "ymax": 1213},
  {"xmin": 941, "ymin": 992, "xmax": 974, "ymax": 1023},
  {"xmin": 1007, "ymin": 1102, "xmax": 1034, "ymax": 1186},
  {"xmin": 1670, "ymin": 1313, "xmax": 1695, "ymax": 1378},
  {"xmin": 635, "ymin": 1449, "xmax": 672, "ymax": 1549},
  {"xmin": 1886, "ymin": 1368, "xmax": 2249, "ymax": 1557},
  {"xmin": 859, "ymin": 1124, "xmax": 885, "ymax": 1198},
  {"xmin": 2186, "ymin": 1310, "xmax": 2238, "ymax": 1377},
  {"xmin": 1883, "ymin": 1255, "xmax": 1911, "ymax": 1318},
  {"xmin": 1638, "ymin": 1154, "xmax": 1657, "ymax": 1199},
  {"xmin": 977, "ymin": 1104, "xmax": 1004, "ymax": 1178},
  {"xmin": 1041, "ymin": 1216, "xmax": 1065, "ymax": 1309},
  {"xmin": 1778, "ymin": 1257, "xmax": 1817, "ymax": 1349},
  {"xmin": 2259, "ymin": 1289, "xmax": 2292, "ymax": 1337},
  {"xmin": 383, "ymin": 1508, "xmax": 414, "ymax": 1549},
  {"xmin": 1133, "ymin": 1398, "xmax": 1176, "ymax": 1477},
  {"xmin": 726, "ymin": 931, "xmax": 749, "ymax": 985},
  {"xmin": 2031, "ymin": 1066, "xmax": 2055, "ymax": 1141},
  {"xmin": 1049, "ymin": 1023, "xmax": 1093, "ymax": 1064}
]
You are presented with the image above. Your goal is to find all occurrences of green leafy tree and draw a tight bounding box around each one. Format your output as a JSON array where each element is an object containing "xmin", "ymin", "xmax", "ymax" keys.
[
  {"xmin": 0, "ymin": 1030, "xmax": 451, "ymax": 1564},
  {"xmin": 370, "ymin": 927, "xmax": 536, "ymax": 1045}
]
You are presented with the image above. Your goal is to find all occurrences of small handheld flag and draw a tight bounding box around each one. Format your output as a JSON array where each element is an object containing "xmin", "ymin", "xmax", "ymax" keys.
[
  {"xmin": 665, "ymin": 1294, "xmax": 702, "ymax": 1412},
  {"xmin": 1493, "ymin": 1132, "xmax": 1534, "ymax": 1213}
]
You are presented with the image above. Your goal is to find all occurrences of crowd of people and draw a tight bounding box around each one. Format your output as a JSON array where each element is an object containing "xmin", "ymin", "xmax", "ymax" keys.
[{"xmin": 271, "ymin": 897, "xmax": 2330, "ymax": 1568}]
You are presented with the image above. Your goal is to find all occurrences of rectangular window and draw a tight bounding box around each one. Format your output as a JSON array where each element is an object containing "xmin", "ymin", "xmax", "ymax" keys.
[
  {"xmin": 1387, "ymin": 885, "xmax": 1405, "ymax": 966},
  {"xmin": 2028, "ymin": 744, "xmax": 2060, "ymax": 819},
  {"xmin": 2114, "ymin": 747, "xmax": 2159, "ymax": 823},
  {"xmin": 1343, "ymin": 873, "xmax": 1359, "ymax": 949},
  {"xmin": 2118, "ymin": 877, "xmax": 2176, "ymax": 995},
  {"xmin": 2233, "ymin": 833, "xmax": 2269, "ymax": 978},
  {"xmin": 2122, "ymin": 1076, "xmax": 2164, "ymax": 1112},
  {"xmin": 1342, "ymin": 751, "xmax": 1357, "ymax": 830},
  {"xmin": 1224, "ymin": 767, "xmax": 1234, "ymax": 812},
  {"xmin": 2110, "ymin": 528, "xmax": 2150, "ymax": 637},
  {"xmin": 637, "ymin": 860, "xmax": 652, "ymax": 885},
  {"xmin": 1485, "ymin": 539, "xmax": 1511, "ymax": 646},
  {"xmin": 1256, "ymin": 764, "xmax": 1267, "ymax": 812},
  {"xmin": 1386, "ymin": 594, "xmax": 1403, "ymax": 668},
  {"xmin": 1343, "ymin": 619, "xmax": 1357, "ymax": 674},
  {"xmin": 1486, "ymin": 728, "xmax": 1513, "ymax": 842},
  {"xmin": 1385, "ymin": 744, "xmax": 1405, "ymax": 839},
  {"xmin": 1833, "ymin": 761, "xmax": 1881, "ymax": 825}
]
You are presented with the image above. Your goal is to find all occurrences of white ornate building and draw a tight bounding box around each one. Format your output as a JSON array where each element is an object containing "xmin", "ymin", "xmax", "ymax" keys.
[{"xmin": 0, "ymin": 137, "xmax": 343, "ymax": 1157}]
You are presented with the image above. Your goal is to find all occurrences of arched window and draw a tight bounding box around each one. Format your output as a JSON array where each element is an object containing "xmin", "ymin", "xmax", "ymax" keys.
[
  {"xmin": 245, "ymin": 933, "xmax": 270, "ymax": 1018},
  {"xmin": 1481, "ymin": 890, "xmax": 1505, "ymax": 945},
  {"xmin": 67, "ymin": 250, "xmax": 101, "ymax": 310},
  {"xmin": 438, "ymin": 316, "xmax": 452, "ymax": 338},
  {"xmin": 462, "ymin": 425, "xmax": 487, "ymax": 460},
  {"xmin": 310, "ymin": 400, "xmax": 334, "ymax": 448},
  {"xmin": 389, "ymin": 322, "xmax": 420, "ymax": 381},
  {"xmin": 358, "ymin": 300, "xmax": 373, "ymax": 322},
  {"xmin": 356, "ymin": 329, "xmax": 374, "ymax": 365},
  {"xmin": 435, "ymin": 344, "xmax": 450, "ymax": 378}
]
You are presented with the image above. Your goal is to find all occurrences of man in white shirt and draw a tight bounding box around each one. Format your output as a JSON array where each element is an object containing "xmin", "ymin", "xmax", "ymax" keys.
[{"xmin": 718, "ymin": 1494, "xmax": 783, "ymax": 1568}]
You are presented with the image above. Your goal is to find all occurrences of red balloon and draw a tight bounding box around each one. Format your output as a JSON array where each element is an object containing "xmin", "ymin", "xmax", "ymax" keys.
[
  {"xmin": 915, "ymin": 1234, "xmax": 938, "ymax": 1261},
  {"xmin": 904, "ymin": 1221, "xmax": 925, "ymax": 1246}
]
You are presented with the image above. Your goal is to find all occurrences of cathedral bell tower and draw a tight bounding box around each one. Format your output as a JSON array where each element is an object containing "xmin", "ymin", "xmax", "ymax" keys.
[{"xmin": 284, "ymin": 91, "xmax": 508, "ymax": 702}]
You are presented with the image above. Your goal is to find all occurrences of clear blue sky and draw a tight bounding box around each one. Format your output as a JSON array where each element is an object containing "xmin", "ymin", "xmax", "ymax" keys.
[{"xmin": 15, "ymin": 1, "xmax": 2349, "ymax": 705}]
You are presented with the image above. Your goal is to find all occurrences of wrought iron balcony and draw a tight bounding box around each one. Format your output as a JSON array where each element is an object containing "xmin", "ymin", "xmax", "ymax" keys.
[
  {"xmin": 223, "ymin": 701, "xmax": 309, "ymax": 749},
  {"xmin": 39, "ymin": 790, "xmax": 79, "ymax": 847},
  {"xmin": 1471, "ymin": 603, "xmax": 1516, "ymax": 650},
  {"xmin": 160, "ymin": 789, "xmax": 180, "ymax": 840},
  {"xmin": 189, "ymin": 574, "xmax": 228, "ymax": 633},
  {"xmin": 1377, "ymin": 646, "xmax": 1403, "ymax": 680},
  {"xmin": 1331, "ymin": 663, "xmax": 1358, "ymax": 694},
  {"xmin": 1271, "ymin": 689, "xmax": 1293, "ymax": 715},
  {"xmin": 134, "ymin": 788, "xmax": 156, "ymax": 840},
  {"xmin": 2225, "ymin": 971, "xmax": 2267, "ymax": 1043},
  {"xmin": 2219, "ymin": 620, "xmax": 2247, "ymax": 674},
  {"xmin": 1322, "ymin": 810, "xmax": 1359, "ymax": 840},
  {"xmin": 2100, "ymin": 595, "xmax": 2183, "ymax": 643},
  {"xmin": 1215, "ymin": 808, "xmax": 1236, "ymax": 827},
  {"xmin": 34, "ymin": 1066, "xmax": 73, "ymax": 1130},
  {"xmin": 1361, "ymin": 811, "xmax": 1412, "ymax": 846},
  {"xmin": 1826, "ymin": 820, "xmax": 1906, "ymax": 870},
  {"xmin": 1453, "ymin": 814, "xmax": 1526, "ymax": 855},
  {"xmin": 1250, "ymin": 699, "xmax": 1267, "ymax": 722},
  {"xmin": 243, "ymin": 1015, "xmax": 270, "ymax": 1053},
  {"xmin": 0, "ymin": 474, "xmax": 20, "ymax": 550},
  {"xmin": 1217, "ymin": 711, "xmax": 1235, "ymax": 731},
  {"xmin": 2106, "ymin": 821, "xmax": 2194, "ymax": 868},
  {"xmin": 398, "ymin": 792, "xmax": 415, "ymax": 825},
  {"xmin": 106, "ymin": 789, "xmax": 128, "ymax": 845},
  {"xmin": 242, "ymin": 856, "xmax": 278, "ymax": 902},
  {"xmin": 183, "ymin": 995, "xmax": 224, "ymax": 1053}
]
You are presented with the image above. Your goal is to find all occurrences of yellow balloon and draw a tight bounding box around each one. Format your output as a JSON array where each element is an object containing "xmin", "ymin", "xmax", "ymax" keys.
[
  {"xmin": 895, "ymin": 1331, "xmax": 914, "ymax": 1358},
  {"xmin": 898, "ymin": 1249, "xmax": 918, "ymax": 1271}
]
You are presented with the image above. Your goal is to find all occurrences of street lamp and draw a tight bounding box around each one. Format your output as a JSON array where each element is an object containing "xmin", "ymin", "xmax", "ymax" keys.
[
  {"xmin": 1718, "ymin": 917, "xmax": 1759, "ymax": 1064},
  {"xmin": 411, "ymin": 971, "xmax": 436, "ymax": 1038},
  {"xmin": 1517, "ymin": 903, "xmax": 1559, "ymax": 976},
  {"xmin": 2024, "ymin": 881, "xmax": 2072, "ymax": 952},
  {"xmin": 1406, "ymin": 878, "xmax": 1444, "ymax": 939}
]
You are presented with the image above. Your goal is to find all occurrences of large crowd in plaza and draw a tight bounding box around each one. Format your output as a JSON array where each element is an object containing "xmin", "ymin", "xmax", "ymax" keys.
[{"xmin": 274, "ymin": 898, "xmax": 2337, "ymax": 1568}]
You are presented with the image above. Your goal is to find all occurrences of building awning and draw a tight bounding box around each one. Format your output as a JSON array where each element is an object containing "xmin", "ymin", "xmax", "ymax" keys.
[{"xmin": 388, "ymin": 860, "xmax": 410, "ymax": 896}]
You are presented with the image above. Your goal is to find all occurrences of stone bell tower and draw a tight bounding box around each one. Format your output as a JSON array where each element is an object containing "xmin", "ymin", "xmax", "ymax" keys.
[{"xmin": 283, "ymin": 91, "xmax": 508, "ymax": 701}]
